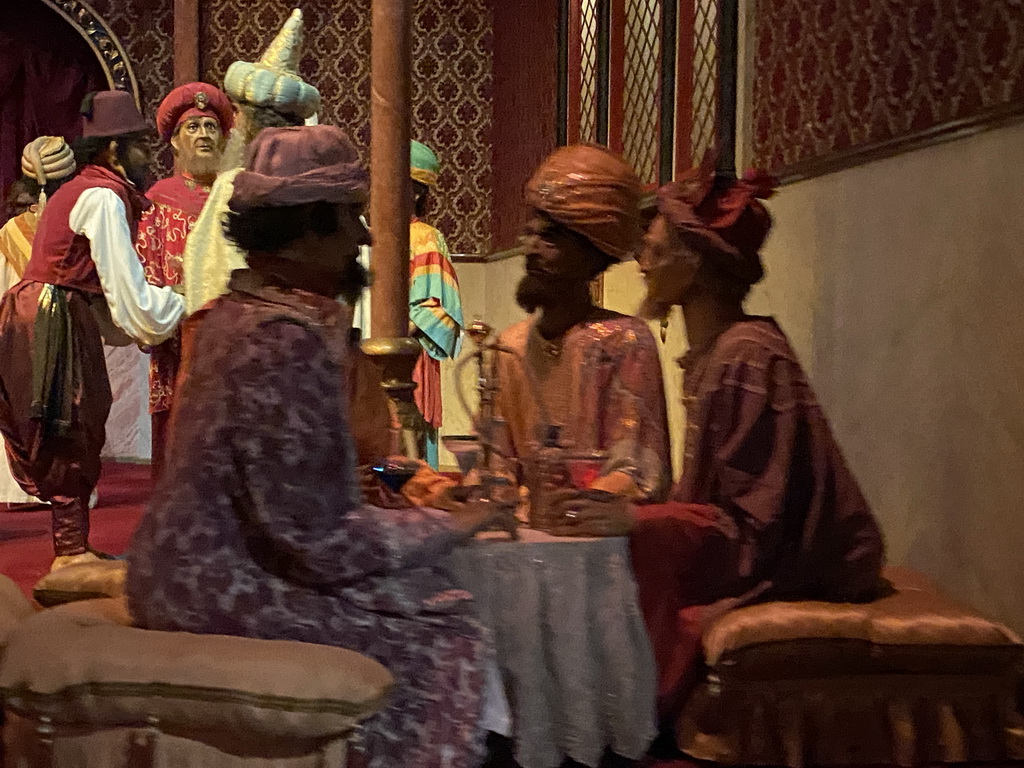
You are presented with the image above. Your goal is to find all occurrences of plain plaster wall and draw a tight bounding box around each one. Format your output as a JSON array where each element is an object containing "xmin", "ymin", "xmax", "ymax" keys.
[
  {"xmin": 606, "ymin": 121, "xmax": 1024, "ymax": 633},
  {"xmin": 437, "ymin": 256, "xmax": 528, "ymax": 468}
]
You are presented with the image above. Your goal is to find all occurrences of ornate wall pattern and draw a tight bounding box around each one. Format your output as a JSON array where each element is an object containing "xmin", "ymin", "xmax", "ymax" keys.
[
  {"xmin": 752, "ymin": 0, "xmax": 1024, "ymax": 180},
  {"xmin": 87, "ymin": 0, "xmax": 175, "ymax": 176},
  {"xmin": 201, "ymin": 0, "xmax": 494, "ymax": 254}
]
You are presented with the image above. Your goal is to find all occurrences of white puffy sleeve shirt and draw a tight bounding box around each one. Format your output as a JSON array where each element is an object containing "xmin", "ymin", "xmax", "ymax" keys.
[{"xmin": 68, "ymin": 187, "xmax": 184, "ymax": 346}]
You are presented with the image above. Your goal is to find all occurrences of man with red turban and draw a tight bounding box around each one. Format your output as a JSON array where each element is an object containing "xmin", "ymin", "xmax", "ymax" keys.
[
  {"xmin": 551, "ymin": 154, "xmax": 885, "ymax": 744},
  {"xmin": 136, "ymin": 82, "xmax": 232, "ymax": 480}
]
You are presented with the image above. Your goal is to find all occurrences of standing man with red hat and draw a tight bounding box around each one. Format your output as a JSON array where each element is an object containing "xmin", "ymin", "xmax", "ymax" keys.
[
  {"xmin": 136, "ymin": 83, "xmax": 232, "ymax": 480},
  {"xmin": 0, "ymin": 91, "xmax": 184, "ymax": 570}
]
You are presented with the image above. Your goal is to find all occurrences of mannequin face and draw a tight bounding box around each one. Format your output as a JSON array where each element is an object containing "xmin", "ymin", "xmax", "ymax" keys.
[
  {"xmin": 515, "ymin": 210, "xmax": 599, "ymax": 312},
  {"xmin": 637, "ymin": 215, "xmax": 699, "ymax": 320},
  {"xmin": 171, "ymin": 116, "xmax": 225, "ymax": 178},
  {"xmin": 107, "ymin": 137, "xmax": 152, "ymax": 189}
]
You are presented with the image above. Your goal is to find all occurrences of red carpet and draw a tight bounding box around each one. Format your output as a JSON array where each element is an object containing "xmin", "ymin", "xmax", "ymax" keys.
[{"xmin": 0, "ymin": 462, "xmax": 151, "ymax": 598}]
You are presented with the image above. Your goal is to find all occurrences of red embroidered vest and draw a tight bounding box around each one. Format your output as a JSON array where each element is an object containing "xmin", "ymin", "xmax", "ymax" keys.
[{"xmin": 22, "ymin": 164, "xmax": 150, "ymax": 295}]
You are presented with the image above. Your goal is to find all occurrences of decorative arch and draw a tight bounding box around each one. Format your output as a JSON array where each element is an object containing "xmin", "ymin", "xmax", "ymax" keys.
[{"xmin": 39, "ymin": 0, "xmax": 141, "ymax": 108}]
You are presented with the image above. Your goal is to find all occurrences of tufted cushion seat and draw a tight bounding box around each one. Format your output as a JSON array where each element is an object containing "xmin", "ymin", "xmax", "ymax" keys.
[
  {"xmin": 0, "ymin": 575, "xmax": 33, "ymax": 652},
  {"xmin": 678, "ymin": 567, "xmax": 1024, "ymax": 767},
  {"xmin": 703, "ymin": 567, "xmax": 1023, "ymax": 679},
  {"xmin": 0, "ymin": 598, "xmax": 394, "ymax": 767}
]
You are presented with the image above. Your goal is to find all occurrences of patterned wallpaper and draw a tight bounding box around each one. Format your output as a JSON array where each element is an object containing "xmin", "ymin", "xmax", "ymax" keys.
[
  {"xmin": 200, "ymin": 0, "xmax": 494, "ymax": 254},
  {"xmin": 752, "ymin": 0, "xmax": 1024, "ymax": 175},
  {"xmin": 88, "ymin": 0, "xmax": 175, "ymax": 176}
]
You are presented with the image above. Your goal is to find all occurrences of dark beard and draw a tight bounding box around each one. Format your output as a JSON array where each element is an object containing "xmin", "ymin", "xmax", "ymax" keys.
[
  {"xmin": 339, "ymin": 259, "xmax": 371, "ymax": 305},
  {"xmin": 638, "ymin": 294, "xmax": 671, "ymax": 322},
  {"xmin": 123, "ymin": 161, "xmax": 150, "ymax": 190},
  {"xmin": 515, "ymin": 272, "xmax": 560, "ymax": 313}
]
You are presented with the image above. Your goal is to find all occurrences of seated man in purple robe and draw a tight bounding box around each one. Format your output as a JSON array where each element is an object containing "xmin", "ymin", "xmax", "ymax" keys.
[
  {"xmin": 126, "ymin": 125, "xmax": 496, "ymax": 768},
  {"xmin": 550, "ymin": 155, "xmax": 885, "ymax": 736}
]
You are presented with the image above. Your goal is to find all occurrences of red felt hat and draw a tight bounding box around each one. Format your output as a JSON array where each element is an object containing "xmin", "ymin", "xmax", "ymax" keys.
[
  {"xmin": 81, "ymin": 90, "xmax": 150, "ymax": 139},
  {"xmin": 656, "ymin": 151, "xmax": 777, "ymax": 286},
  {"xmin": 156, "ymin": 83, "xmax": 234, "ymax": 143}
]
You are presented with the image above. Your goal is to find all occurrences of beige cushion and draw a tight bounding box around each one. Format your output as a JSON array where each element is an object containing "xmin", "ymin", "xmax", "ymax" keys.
[
  {"xmin": 702, "ymin": 567, "xmax": 1023, "ymax": 677},
  {"xmin": 0, "ymin": 602, "xmax": 394, "ymax": 741},
  {"xmin": 0, "ymin": 574, "xmax": 34, "ymax": 648},
  {"xmin": 32, "ymin": 560, "xmax": 127, "ymax": 607}
]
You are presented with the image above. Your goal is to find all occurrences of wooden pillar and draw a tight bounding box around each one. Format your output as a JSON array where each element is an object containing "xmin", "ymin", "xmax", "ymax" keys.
[
  {"xmin": 369, "ymin": 0, "xmax": 412, "ymax": 339},
  {"xmin": 173, "ymin": 0, "xmax": 200, "ymax": 86},
  {"xmin": 716, "ymin": 0, "xmax": 740, "ymax": 180},
  {"xmin": 363, "ymin": 0, "xmax": 423, "ymax": 458}
]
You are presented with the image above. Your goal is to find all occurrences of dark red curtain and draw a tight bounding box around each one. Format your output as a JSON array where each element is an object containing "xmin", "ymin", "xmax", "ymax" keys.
[{"xmin": 0, "ymin": 1, "xmax": 106, "ymax": 223}]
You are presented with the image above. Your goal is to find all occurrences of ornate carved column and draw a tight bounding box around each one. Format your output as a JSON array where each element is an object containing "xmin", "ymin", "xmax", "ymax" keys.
[{"xmin": 363, "ymin": 0, "xmax": 423, "ymax": 457}]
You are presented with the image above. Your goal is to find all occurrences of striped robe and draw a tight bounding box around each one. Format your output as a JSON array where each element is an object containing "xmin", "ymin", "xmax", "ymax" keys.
[
  {"xmin": 0, "ymin": 210, "xmax": 40, "ymax": 504},
  {"xmin": 409, "ymin": 219, "xmax": 463, "ymax": 467},
  {"xmin": 0, "ymin": 210, "xmax": 38, "ymax": 293}
]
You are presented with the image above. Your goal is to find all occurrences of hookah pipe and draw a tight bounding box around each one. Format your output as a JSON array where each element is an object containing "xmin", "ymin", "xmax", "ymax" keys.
[
  {"xmin": 452, "ymin": 320, "xmax": 555, "ymax": 538},
  {"xmin": 453, "ymin": 320, "xmax": 553, "ymax": 463},
  {"xmin": 451, "ymin": 320, "xmax": 518, "ymax": 538}
]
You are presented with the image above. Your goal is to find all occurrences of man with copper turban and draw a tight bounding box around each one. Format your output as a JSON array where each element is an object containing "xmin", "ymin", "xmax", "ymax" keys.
[
  {"xmin": 489, "ymin": 143, "xmax": 670, "ymax": 518},
  {"xmin": 0, "ymin": 137, "xmax": 77, "ymax": 508},
  {"xmin": 181, "ymin": 8, "xmax": 320, "ymax": 318},
  {"xmin": 135, "ymin": 82, "xmax": 232, "ymax": 481},
  {"xmin": 0, "ymin": 92, "xmax": 184, "ymax": 569},
  {"xmin": 553, "ymin": 155, "xmax": 885, "ymax": 741},
  {"xmin": 127, "ymin": 125, "xmax": 497, "ymax": 768}
]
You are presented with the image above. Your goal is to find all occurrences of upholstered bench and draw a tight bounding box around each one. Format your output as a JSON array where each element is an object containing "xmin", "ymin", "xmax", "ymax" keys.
[
  {"xmin": 678, "ymin": 567, "xmax": 1024, "ymax": 767},
  {"xmin": 0, "ymin": 575, "xmax": 33, "ymax": 649},
  {"xmin": 0, "ymin": 598, "xmax": 394, "ymax": 767}
]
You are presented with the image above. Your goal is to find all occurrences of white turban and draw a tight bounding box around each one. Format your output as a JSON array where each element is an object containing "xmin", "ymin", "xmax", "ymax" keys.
[
  {"xmin": 21, "ymin": 136, "xmax": 76, "ymax": 186},
  {"xmin": 223, "ymin": 9, "xmax": 321, "ymax": 121}
]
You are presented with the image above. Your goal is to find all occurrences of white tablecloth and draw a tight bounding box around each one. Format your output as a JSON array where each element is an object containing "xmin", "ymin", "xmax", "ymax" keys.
[{"xmin": 448, "ymin": 527, "xmax": 657, "ymax": 768}]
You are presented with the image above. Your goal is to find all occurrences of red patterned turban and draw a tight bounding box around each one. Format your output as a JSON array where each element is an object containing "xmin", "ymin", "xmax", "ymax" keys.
[
  {"xmin": 156, "ymin": 83, "xmax": 234, "ymax": 143},
  {"xmin": 229, "ymin": 125, "xmax": 368, "ymax": 212},
  {"xmin": 657, "ymin": 152, "xmax": 777, "ymax": 286},
  {"xmin": 525, "ymin": 144, "xmax": 642, "ymax": 261}
]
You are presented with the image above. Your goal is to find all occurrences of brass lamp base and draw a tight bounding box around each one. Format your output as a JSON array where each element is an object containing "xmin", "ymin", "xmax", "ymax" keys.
[{"xmin": 362, "ymin": 336, "xmax": 424, "ymax": 459}]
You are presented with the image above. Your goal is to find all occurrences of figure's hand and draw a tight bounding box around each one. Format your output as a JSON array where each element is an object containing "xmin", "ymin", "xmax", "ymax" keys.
[
  {"xmin": 448, "ymin": 501, "xmax": 511, "ymax": 539},
  {"xmin": 545, "ymin": 488, "xmax": 634, "ymax": 537},
  {"xmin": 426, "ymin": 485, "xmax": 464, "ymax": 512}
]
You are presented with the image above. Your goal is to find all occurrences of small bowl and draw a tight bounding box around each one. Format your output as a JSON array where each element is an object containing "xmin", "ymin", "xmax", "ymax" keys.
[{"xmin": 371, "ymin": 459, "xmax": 419, "ymax": 492}]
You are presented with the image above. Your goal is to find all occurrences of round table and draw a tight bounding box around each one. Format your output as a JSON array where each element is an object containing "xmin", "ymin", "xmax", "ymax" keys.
[{"xmin": 448, "ymin": 527, "xmax": 657, "ymax": 768}]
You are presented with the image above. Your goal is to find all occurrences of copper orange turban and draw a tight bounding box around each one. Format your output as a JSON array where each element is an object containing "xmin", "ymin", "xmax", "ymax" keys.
[
  {"xmin": 657, "ymin": 152, "xmax": 777, "ymax": 286},
  {"xmin": 525, "ymin": 144, "xmax": 642, "ymax": 261}
]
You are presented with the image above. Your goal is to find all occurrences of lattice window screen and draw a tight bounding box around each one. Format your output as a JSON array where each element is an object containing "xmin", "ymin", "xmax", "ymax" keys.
[
  {"xmin": 579, "ymin": 0, "xmax": 600, "ymax": 143},
  {"xmin": 691, "ymin": 0, "xmax": 718, "ymax": 162},
  {"xmin": 623, "ymin": 0, "xmax": 661, "ymax": 183}
]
